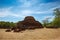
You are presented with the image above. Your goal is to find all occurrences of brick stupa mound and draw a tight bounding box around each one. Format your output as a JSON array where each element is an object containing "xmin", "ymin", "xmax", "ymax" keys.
[
  {"xmin": 16, "ymin": 16, "xmax": 43, "ymax": 31},
  {"xmin": 6, "ymin": 16, "xmax": 43, "ymax": 32}
]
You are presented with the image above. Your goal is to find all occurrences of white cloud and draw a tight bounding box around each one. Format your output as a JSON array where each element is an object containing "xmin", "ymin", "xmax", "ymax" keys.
[
  {"xmin": 18, "ymin": 0, "xmax": 32, "ymax": 7},
  {"xmin": 41, "ymin": 16, "xmax": 55, "ymax": 23},
  {"xmin": 0, "ymin": 7, "xmax": 20, "ymax": 17},
  {"xmin": 21, "ymin": 2, "xmax": 31, "ymax": 7},
  {"xmin": 0, "ymin": 7, "xmax": 12, "ymax": 17},
  {"xmin": 0, "ymin": 8, "xmax": 32, "ymax": 18},
  {"xmin": 18, "ymin": 0, "xmax": 39, "ymax": 8},
  {"xmin": 0, "ymin": 0, "xmax": 60, "ymax": 22},
  {"xmin": 31, "ymin": 1, "xmax": 60, "ymax": 11},
  {"xmin": 44, "ymin": 16, "xmax": 54, "ymax": 20},
  {"xmin": 0, "ymin": 6, "xmax": 59, "ymax": 18},
  {"xmin": 21, "ymin": 10, "xmax": 32, "ymax": 14},
  {"xmin": 18, "ymin": 0, "xmax": 60, "ymax": 15}
]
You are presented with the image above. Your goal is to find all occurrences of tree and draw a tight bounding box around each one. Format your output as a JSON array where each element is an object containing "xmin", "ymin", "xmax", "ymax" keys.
[
  {"xmin": 52, "ymin": 8, "xmax": 60, "ymax": 27},
  {"xmin": 10, "ymin": 22, "xmax": 16, "ymax": 28},
  {"xmin": 0, "ymin": 21, "xmax": 16, "ymax": 29},
  {"xmin": 54, "ymin": 8, "xmax": 60, "ymax": 18}
]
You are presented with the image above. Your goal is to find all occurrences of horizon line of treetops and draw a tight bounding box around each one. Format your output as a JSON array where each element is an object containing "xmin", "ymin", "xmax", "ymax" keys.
[{"xmin": 0, "ymin": 8, "xmax": 60, "ymax": 29}]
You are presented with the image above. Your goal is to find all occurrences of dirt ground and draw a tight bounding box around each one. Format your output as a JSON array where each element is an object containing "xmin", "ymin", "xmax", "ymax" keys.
[{"xmin": 0, "ymin": 28, "xmax": 60, "ymax": 40}]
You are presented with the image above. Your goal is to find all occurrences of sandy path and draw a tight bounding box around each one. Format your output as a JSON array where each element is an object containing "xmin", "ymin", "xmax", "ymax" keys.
[{"xmin": 0, "ymin": 28, "xmax": 60, "ymax": 40}]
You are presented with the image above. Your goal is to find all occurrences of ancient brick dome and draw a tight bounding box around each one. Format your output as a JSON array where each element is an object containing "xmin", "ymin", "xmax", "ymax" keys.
[
  {"xmin": 17, "ymin": 16, "xmax": 43, "ymax": 30},
  {"xmin": 6, "ymin": 16, "xmax": 44, "ymax": 32},
  {"xmin": 24, "ymin": 16, "xmax": 35, "ymax": 22}
]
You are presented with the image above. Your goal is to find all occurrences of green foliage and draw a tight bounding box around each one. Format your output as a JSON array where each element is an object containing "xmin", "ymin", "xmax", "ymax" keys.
[
  {"xmin": 52, "ymin": 8, "xmax": 60, "ymax": 27},
  {"xmin": 54, "ymin": 8, "xmax": 60, "ymax": 17},
  {"xmin": 10, "ymin": 22, "xmax": 16, "ymax": 28},
  {"xmin": 0, "ymin": 21, "xmax": 16, "ymax": 29},
  {"xmin": 42, "ymin": 8, "xmax": 60, "ymax": 28},
  {"xmin": 52, "ymin": 17, "xmax": 60, "ymax": 27},
  {"xmin": 50, "ymin": 8, "xmax": 60, "ymax": 28}
]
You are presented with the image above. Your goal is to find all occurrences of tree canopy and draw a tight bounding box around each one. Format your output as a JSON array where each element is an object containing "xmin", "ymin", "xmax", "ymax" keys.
[{"xmin": 0, "ymin": 21, "xmax": 16, "ymax": 29}]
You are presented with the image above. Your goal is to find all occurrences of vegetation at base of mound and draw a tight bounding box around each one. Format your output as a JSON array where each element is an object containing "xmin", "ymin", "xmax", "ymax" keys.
[{"xmin": 0, "ymin": 21, "xmax": 16, "ymax": 29}]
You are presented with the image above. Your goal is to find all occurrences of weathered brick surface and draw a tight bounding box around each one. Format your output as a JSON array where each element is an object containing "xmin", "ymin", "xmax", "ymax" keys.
[{"xmin": 17, "ymin": 16, "xmax": 43, "ymax": 29}]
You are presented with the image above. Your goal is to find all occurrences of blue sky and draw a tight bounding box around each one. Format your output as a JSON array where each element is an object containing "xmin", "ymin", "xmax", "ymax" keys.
[{"xmin": 0, "ymin": 0, "xmax": 60, "ymax": 23}]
